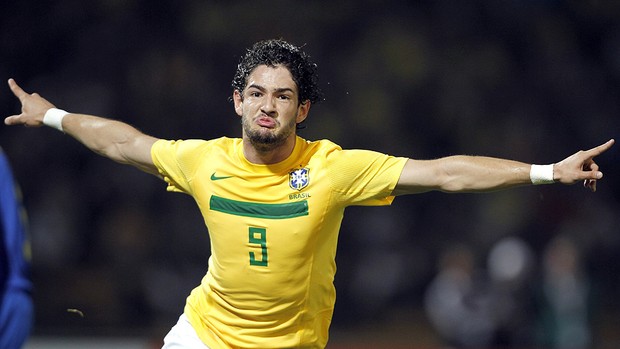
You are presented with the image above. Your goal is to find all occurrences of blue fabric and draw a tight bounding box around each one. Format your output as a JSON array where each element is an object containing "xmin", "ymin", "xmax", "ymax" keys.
[
  {"xmin": 0, "ymin": 291, "xmax": 33, "ymax": 348},
  {"xmin": 0, "ymin": 149, "xmax": 33, "ymax": 348}
]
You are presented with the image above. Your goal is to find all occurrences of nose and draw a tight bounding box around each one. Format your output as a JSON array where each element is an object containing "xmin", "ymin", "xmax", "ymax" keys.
[{"xmin": 260, "ymin": 95, "xmax": 277, "ymax": 116}]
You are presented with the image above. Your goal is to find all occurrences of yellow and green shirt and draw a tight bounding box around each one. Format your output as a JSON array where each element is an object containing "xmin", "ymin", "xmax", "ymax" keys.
[{"xmin": 151, "ymin": 136, "xmax": 408, "ymax": 348}]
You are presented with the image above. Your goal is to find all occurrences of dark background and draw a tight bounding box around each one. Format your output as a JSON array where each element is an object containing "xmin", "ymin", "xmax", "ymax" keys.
[{"xmin": 1, "ymin": 0, "xmax": 619, "ymax": 347}]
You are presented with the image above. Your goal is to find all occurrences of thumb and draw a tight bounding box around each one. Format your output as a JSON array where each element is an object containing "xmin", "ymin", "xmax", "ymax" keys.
[{"xmin": 4, "ymin": 114, "xmax": 23, "ymax": 126}]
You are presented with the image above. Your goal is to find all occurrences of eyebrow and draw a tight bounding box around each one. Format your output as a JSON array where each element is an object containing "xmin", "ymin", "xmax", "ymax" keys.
[{"xmin": 247, "ymin": 84, "xmax": 296, "ymax": 94}]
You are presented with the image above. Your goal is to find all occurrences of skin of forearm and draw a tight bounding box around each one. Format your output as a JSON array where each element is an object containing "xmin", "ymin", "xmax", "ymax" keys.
[
  {"xmin": 62, "ymin": 113, "xmax": 147, "ymax": 165},
  {"xmin": 394, "ymin": 155, "xmax": 532, "ymax": 195},
  {"xmin": 435, "ymin": 155, "xmax": 531, "ymax": 193}
]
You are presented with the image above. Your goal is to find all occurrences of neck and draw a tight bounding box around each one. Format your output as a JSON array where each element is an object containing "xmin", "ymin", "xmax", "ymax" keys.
[{"xmin": 242, "ymin": 135, "xmax": 297, "ymax": 165}]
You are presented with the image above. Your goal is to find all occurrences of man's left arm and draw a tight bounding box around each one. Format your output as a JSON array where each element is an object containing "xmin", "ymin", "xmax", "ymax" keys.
[{"xmin": 392, "ymin": 139, "xmax": 615, "ymax": 195}]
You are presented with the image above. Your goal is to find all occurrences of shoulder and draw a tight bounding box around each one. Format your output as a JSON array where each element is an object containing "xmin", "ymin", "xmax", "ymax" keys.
[
  {"xmin": 298, "ymin": 138, "xmax": 342, "ymax": 156},
  {"xmin": 153, "ymin": 137, "xmax": 240, "ymax": 155},
  {"xmin": 298, "ymin": 138, "xmax": 403, "ymax": 166}
]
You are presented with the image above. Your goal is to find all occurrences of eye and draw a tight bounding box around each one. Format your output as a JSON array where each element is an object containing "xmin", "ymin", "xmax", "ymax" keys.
[{"xmin": 249, "ymin": 91, "xmax": 262, "ymax": 98}]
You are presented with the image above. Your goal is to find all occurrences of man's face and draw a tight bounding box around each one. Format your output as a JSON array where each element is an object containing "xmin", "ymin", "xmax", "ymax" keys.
[{"xmin": 234, "ymin": 65, "xmax": 309, "ymax": 151}]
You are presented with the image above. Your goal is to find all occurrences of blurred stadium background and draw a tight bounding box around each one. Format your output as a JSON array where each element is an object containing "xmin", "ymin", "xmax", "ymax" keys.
[{"xmin": 1, "ymin": 0, "xmax": 619, "ymax": 348}]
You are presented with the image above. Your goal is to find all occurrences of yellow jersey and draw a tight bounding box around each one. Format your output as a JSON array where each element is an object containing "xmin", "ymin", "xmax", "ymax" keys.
[{"xmin": 151, "ymin": 136, "xmax": 408, "ymax": 348}]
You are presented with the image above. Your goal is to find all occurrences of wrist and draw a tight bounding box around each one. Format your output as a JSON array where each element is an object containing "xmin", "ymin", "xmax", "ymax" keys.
[
  {"xmin": 530, "ymin": 164, "xmax": 555, "ymax": 185},
  {"xmin": 43, "ymin": 108, "xmax": 68, "ymax": 132}
]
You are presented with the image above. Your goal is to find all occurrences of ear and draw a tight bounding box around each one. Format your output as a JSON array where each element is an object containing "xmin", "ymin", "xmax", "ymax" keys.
[
  {"xmin": 296, "ymin": 100, "xmax": 311, "ymax": 124},
  {"xmin": 233, "ymin": 90, "xmax": 243, "ymax": 116}
]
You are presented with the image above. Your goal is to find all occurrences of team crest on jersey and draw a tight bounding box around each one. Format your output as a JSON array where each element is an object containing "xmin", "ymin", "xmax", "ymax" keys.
[{"xmin": 289, "ymin": 168, "xmax": 309, "ymax": 191}]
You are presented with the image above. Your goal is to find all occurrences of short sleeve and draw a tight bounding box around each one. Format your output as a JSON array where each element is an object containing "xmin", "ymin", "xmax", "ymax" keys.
[
  {"xmin": 325, "ymin": 148, "xmax": 408, "ymax": 206},
  {"xmin": 151, "ymin": 139, "xmax": 209, "ymax": 194}
]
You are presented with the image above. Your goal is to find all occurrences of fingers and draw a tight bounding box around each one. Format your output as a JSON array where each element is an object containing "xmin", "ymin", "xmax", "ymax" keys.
[
  {"xmin": 555, "ymin": 139, "xmax": 612, "ymax": 189},
  {"xmin": 585, "ymin": 139, "xmax": 615, "ymax": 157},
  {"xmin": 584, "ymin": 179, "xmax": 597, "ymax": 192},
  {"xmin": 587, "ymin": 161, "xmax": 599, "ymax": 172},
  {"xmin": 582, "ymin": 161, "xmax": 599, "ymax": 192},
  {"xmin": 7, "ymin": 78, "xmax": 28, "ymax": 102},
  {"xmin": 580, "ymin": 141, "xmax": 612, "ymax": 191},
  {"xmin": 5, "ymin": 79, "xmax": 25, "ymax": 126},
  {"xmin": 577, "ymin": 140, "xmax": 613, "ymax": 191}
]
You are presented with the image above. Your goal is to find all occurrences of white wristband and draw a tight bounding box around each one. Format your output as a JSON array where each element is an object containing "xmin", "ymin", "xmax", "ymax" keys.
[
  {"xmin": 530, "ymin": 164, "xmax": 555, "ymax": 185},
  {"xmin": 43, "ymin": 108, "xmax": 68, "ymax": 132}
]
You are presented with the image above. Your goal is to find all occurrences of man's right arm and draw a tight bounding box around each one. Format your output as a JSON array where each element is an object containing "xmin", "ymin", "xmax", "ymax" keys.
[{"xmin": 4, "ymin": 79, "xmax": 160, "ymax": 176}]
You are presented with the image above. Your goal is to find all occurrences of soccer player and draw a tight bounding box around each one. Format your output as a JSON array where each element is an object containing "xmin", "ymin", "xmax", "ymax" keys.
[
  {"xmin": 0, "ymin": 147, "xmax": 33, "ymax": 349},
  {"xmin": 4, "ymin": 39, "xmax": 614, "ymax": 349}
]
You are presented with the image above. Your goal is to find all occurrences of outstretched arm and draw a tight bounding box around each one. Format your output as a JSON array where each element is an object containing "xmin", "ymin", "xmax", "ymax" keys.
[
  {"xmin": 393, "ymin": 139, "xmax": 614, "ymax": 195},
  {"xmin": 4, "ymin": 79, "xmax": 160, "ymax": 176}
]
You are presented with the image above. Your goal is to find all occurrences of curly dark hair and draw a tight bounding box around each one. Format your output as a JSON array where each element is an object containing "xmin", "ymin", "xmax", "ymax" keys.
[{"xmin": 232, "ymin": 39, "xmax": 323, "ymax": 105}]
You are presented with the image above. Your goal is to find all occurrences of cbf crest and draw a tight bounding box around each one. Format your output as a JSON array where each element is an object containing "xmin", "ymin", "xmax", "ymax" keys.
[{"xmin": 289, "ymin": 168, "xmax": 309, "ymax": 191}]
